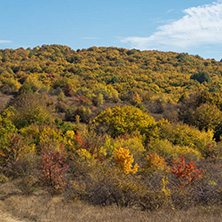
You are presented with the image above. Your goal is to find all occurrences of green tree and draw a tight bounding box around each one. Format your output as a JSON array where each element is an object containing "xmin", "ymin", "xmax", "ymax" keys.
[{"xmin": 190, "ymin": 71, "xmax": 212, "ymax": 84}]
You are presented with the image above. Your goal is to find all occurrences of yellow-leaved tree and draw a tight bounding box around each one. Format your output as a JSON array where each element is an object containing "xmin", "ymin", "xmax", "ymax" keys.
[
  {"xmin": 114, "ymin": 147, "xmax": 138, "ymax": 174},
  {"xmin": 93, "ymin": 105, "xmax": 156, "ymax": 142}
]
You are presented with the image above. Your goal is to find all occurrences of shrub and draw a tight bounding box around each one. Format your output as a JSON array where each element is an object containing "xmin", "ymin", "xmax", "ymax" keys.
[
  {"xmin": 92, "ymin": 93, "xmax": 104, "ymax": 106},
  {"xmin": 148, "ymin": 139, "xmax": 202, "ymax": 161},
  {"xmin": 157, "ymin": 120, "xmax": 214, "ymax": 157},
  {"xmin": 39, "ymin": 146, "xmax": 68, "ymax": 192},
  {"xmin": 171, "ymin": 155, "xmax": 204, "ymax": 187},
  {"xmin": 10, "ymin": 93, "xmax": 52, "ymax": 129},
  {"xmin": 142, "ymin": 153, "xmax": 170, "ymax": 174},
  {"xmin": 0, "ymin": 78, "xmax": 21, "ymax": 94},
  {"xmin": 191, "ymin": 103, "xmax": 222, "ymax": 131},
  {"xmin": 66, "ymin": 106, "xmax": 92, "ymax": 123},
  {"xmin": 114, "ymin": 147, "xmax": 138, "ymax": 175},
  {"xmin": 0, "ymin": 132, "xmax": 36, "ymax": 178},
  {"xmin": 18, "ymin": 76, "xmax": 43, "ymax": 94},
  {"xmin": 112, "ymin": 133, "xmax": 145, "ymax": 162},
  {"xmin": 64, "ymin": 83, "xmax": 74, "ymax": 97}
]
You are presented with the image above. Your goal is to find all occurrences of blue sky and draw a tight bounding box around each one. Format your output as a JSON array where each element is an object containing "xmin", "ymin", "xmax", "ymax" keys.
[{"xmin": 1, "ymin": 0, "xmax": 222, "ymax": 60}]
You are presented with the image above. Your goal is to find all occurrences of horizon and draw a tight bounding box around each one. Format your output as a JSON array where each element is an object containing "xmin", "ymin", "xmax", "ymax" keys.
[{"xmin": 1, "ymin": 44, "xmax": 217, "ymax": 62}]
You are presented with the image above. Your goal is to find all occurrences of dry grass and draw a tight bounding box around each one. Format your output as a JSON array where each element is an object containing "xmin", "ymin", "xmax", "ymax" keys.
[
  {"xmin": 0, "ymin": 180, "xmax": 222, "ymax": 222},
  {"xmin": 0, "ymin": 94, "xmax": 13, "ymax": 111},
  {"xmin": 2, "ymin": 196, "xmax": 222, "ymax": 222}
]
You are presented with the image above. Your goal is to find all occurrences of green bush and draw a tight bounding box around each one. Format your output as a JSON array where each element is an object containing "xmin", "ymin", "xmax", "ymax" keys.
[{"xmin": 190, "ymin": 72, "xmax": 212, "ymax": 84}]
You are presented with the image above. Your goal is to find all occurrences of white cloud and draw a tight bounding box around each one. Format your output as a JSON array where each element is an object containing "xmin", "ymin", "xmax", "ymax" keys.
[
  {"xmin": 0, "ymin": 40, "xmax": 12, "ymax": 44},
  {"xmin": 120, "ymin": 1, "xmax": 222, "ymax": 50}
]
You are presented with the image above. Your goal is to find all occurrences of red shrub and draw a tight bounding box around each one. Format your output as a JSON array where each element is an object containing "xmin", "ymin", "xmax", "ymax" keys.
[
  {"xmin": 39, "ymin": 146, "xmax": 68, "ymax": 192},
  {"xmin": 75, "ymin": 130, "xmax": 87, "ymax": 149},
  {"xmin": 171, "ymin": 155, "xmax": 204, "ymax": 186}
]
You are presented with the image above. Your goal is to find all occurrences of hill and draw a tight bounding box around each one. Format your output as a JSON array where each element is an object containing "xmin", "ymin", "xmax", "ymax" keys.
[
  {"xmin": 0, "ymin": 45, "xmax": 222, "ymax": 101},
  {"xmin": 1, "ymin": 45, "xmax": 222, "ymax": 217}
]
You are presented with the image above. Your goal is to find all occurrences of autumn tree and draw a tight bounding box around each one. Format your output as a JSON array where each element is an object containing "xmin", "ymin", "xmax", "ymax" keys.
[
  {"xmin": 192, "ymin": 103, "xmax": 222, "ymax": 131},
  {"xmin": 114, "ymin": 147, "xmax": 138, "ymax": 174},
  {"xmin": 93, "ymin": 105, "xmax": 156, "ymax": 140}
]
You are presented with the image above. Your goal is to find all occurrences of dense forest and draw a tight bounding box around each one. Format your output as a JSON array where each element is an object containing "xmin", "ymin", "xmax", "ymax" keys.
[{"xmin": 1, "ymin": 45, "xmax": 222, "ymax": 214}]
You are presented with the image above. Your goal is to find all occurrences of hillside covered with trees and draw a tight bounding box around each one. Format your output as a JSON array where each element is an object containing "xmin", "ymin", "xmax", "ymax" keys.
[{"xmin": 1, "ymin": 45, "xmax": 222, "ymax": 219}]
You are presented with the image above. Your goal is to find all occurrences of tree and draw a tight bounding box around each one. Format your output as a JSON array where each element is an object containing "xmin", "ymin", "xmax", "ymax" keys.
[
  {"xmin": 114, "ymin": 147, "xmax": 138, "ymax": 174},
  {"xmin": 10, "ymin": 93, "xmax": 52, "ymax": 129},
  {"xmin": 64, "ymin": 83, "xmax": 74, "ymax": 97},
  {"xmin": 192, "ymin": 103, "xmax": 222, "ymax": 131},
  {"xmin": 190, "ymin": 71, "xmax": 212, "ymax": 84},
  {"xmin": 93, "ymin": 105, "xmax": 156, "ymax": 140}
]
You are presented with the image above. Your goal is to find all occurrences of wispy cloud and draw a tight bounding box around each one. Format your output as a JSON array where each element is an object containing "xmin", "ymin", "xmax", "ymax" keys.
[
  {"xmin": 0, "ymin": 40, "xmax": 12, "ymax": 44},
  {"xmin": 120, "ymin": 1, "xmax": 222, "ymax": 50},
  {"xmin": 81, "ymin": 37, "xmax": 98, "ymax": 40},
  {"xmin": 166, "ymin": 9, "xmax": 174, "ymax": 14}
]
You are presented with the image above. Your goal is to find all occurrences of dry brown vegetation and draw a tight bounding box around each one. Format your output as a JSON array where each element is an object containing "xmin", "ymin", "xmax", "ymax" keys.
[
  {"xmin": 0, "ymin": 180, "xmax": 222, "ymax": 222},
  {"xmin": 0, "ymin": 94, "xmax": 12, "ymax": 112}
]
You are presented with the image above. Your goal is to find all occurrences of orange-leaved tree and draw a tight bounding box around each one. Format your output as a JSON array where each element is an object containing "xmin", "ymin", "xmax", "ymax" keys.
[{"xmin": 114, "ymin": 147, "xmax": 138, "ymax": 175}]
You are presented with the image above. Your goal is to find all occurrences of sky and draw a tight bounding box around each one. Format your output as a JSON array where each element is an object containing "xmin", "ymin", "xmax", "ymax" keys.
[{"xmin": 0, "ymin": 0, "xmax": 222, "ymax": 60}]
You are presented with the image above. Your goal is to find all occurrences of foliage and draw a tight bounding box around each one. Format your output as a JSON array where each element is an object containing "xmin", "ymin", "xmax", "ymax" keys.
[
  {"xmin": 0, "ymin": 132, "xmax": 36, "ymax": 178},
  {"xmin": 64, "ymin": 130, "xmax": 78, "ymax": 153},
  {"xmin": 171, "ymin": 155, "xmax": 204, "ymax": 187},
  {"xmin": 111, "ymin": 133, "xmax": 146, "ymax": 161},
  {"xmin": 190, "ymin": 71, "xmax": 212, "ymax": 84},
  {"xmin": 39, "ymin": 146, "xmax": 68, "ymax": 192},
  {"xmin": 148, "ymin": 139, "xmax": 202, "ymax": 161},
  {"xmin": 179, "ymin": 91, "xmax": 222, "ymax": 126},
  {"xmin": 2, "ymin": 45, "xmax": 222, "ymax": 210},
  {"xmin": 93, "ymin": 105, "xmax": 156, "ymax": 140},
  {"xmin": 10, "ymin": 93, "xmax": 52, "ymax": 129},
  {"xmin": 19, "ymin": 124, "xmax": 65, "ymax": 155},
  {"xmin": 64, "ymin": 83, "xmax": 74, "ymax": 97},
  {"xmin": 114, "ymin": 147, "xmax": 138, "ymax": 175},
  {"xmin": 192, "ymin": 103, "xmax": 222, "ymax": 131},
  {"xmin": 214, "ymin": 121, "xmax": 222, "ymax": 141},
  {"xmin": 19, "ymin": 76, "xmax": 44, "ymax": 94},
  {"xmin": 143, "ymin": 153, "xmax": 169, "ymax": 174},
  {"xmin": 1, "ymin": 45, "xmax": 222, "ymax": 104},
  {"xmin": 0, "ymin": 109, "xmax": 18, "ymax": 168},
  {"xmin": 157, "ymin": 120, "xmax": 214, "ymax": 156},
  {"xmin": 66, "ymin": 106, "xmax": 92, "ymax": 123}
]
